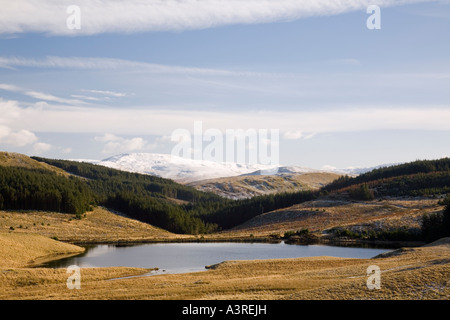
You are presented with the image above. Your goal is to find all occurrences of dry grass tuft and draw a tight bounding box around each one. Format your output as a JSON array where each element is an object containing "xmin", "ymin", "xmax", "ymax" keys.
[
  {"xmin": 0, "ymin": 207, "xmax": 188, "ymax": 243},
  {"xmin": 1, "ymin": 240, "xmax": 448, "ymax": 300},
  {"xmin": 0, "ymin": 232, "xmax": 84, "ymax": 268}
]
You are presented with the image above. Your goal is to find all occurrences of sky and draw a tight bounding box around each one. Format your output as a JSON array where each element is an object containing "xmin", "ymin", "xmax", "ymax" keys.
[{"xmin": 0, "ymin": 0, "xmax": 449, "ymax": 169}]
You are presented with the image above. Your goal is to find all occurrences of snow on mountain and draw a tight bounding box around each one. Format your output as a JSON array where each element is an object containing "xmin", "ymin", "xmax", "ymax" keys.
[
  {"xmin": 329, "ymin": 163, "xmax": 402, "ymax": 176},
  {"xmin": 243, "ymin": 166, "xmax": 324, "ymax": 176},
  {"xmin": 84, "ymin": 153, "xmax": 281, "ymax": 183},
  {"xmin": 75, "ymin": 153, "xmax": 396, "ymax": 184}
]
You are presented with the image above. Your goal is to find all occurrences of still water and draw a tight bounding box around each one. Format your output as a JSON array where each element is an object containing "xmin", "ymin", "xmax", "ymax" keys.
[{"xmin": 43, "ymin": 242, "xmax": 391, "ymax": 275}]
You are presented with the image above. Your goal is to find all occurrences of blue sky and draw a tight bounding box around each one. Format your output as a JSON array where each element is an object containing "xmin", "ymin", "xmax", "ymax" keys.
[{"xmin": 0, "ymin": 0, "xmax": 450, "ymax": 169}]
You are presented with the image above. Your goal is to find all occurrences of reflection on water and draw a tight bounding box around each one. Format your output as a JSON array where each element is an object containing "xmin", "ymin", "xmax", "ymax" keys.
[{"xmin": 42, "ymin": 242, "xmax": 391, "ymax": 275}]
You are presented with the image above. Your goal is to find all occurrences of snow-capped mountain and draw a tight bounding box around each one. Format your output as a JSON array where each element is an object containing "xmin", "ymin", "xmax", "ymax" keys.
[
  {"xmin": 329, "ymin": 163, "xmax": 401, "ymax": 176},
  {"xmin": 76, "ymin": 153, "xmax": 394, "ymax": 184},
  {"xmin": 83, "ymin": 153, "xmax": 282, "ymax": 183},
  {"xmin": 243, "ymin": 166, "xmax": 325, "ymax": 176}
]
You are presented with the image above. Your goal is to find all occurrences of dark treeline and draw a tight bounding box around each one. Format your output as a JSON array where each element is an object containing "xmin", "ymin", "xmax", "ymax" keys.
[
  {"xmin": 5, "ymin": 156, "xmax": 450, "ymax": 236},
  {"xmin": 200, "ymin": 191, "xmax": 316, "ymax": 230},
  {"xmin": 31, "ymin": 158, "xmax": 317, "ymax": 234},
  {"xmin": 422, "ymin": 197, "xmax": 450, "ymax": 242},
  {"xmin": 105, "ymin": 192, "xmax": 218, "ymax": 234},
  {"xmin": 32, "ymin": 158, "xmax": 227, "ymax": 234},
  {"xmin": 0, "ymin": 166, "xmax": 93, "ymax": 216},
  {"xmin": 324, "ymin": 158, "xmax": 450, "ymax": 198},
  {"xmin": 32, "ymin": 157, "xmax": 223, "ymax": 204}
]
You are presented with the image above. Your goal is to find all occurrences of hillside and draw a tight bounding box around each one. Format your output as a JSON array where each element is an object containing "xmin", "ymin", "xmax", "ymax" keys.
[
  {"xmin": 189, "ymin": 172, "xmax": 341, "ymax": 199},
  {"xmin": 0, "ymin": 231, "xmax": 84, "ymax": 268},
  {"xmin": 0, "ymin": 207, "xmax": 186, "ymax": 244},
  {"xmin": 213, "ymin": 197, "xmax": 443, "ymax": 242},
  {"xmin": 78, "ymin": 153, "xmax": 356, "ymax": 184},
  {"xmin": 31, "ymin": 156, "xmax": 321, "ymax": 234},
  {"xmin": 2, "ymin": 153, "xmax": 449, "ymax": 240},
  {"xmin": 0, "ymin": 152, "xmax": 69, "ymax": 176},
  {"xmin": 211, "ymin": 158, "xmax": 450, "ymax": 243},
  {"xmin": 83, "ymin": 153, "xmax": 280, "ymax": 183},
  {"xmin": 324, "ymin": 158, "xmax": 450, "ymax": 198}
]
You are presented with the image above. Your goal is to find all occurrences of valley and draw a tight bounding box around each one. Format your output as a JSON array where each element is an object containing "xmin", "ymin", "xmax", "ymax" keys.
[{"xmin": 0, "ymin": 151, "xmax": 449, "ymax": 300}]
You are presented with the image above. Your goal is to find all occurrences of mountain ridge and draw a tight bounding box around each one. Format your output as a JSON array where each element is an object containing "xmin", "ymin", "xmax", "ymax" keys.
[{"xmin": 76, "ymin": 152, "xmax": 381, "ymax": 184}]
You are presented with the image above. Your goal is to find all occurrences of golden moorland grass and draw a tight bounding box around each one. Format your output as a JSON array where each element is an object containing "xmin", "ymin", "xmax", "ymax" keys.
[
  {"xmin": 0, "ymin": 203, "xmax": 448, "ymax": 300},
  {"xmin": 0, "ymin": 238, "xmax": 448, "ymax": 300},
  {"xmin": 3, "ymin": 198, "xmax": 437, "ymax": 243},
  {"xmin": 0, "ymin": 232, "xmax": 84, "ymax": 268},
  {"xmin": 0, "ymin": 207, "xmax": 190, "ymax": 243},
  {"xmin": 188, "ymin": 172, "xmax": 341, "ymax": 199},
  {"xmin": 0, "ymin": 152, "xmax": 69, "ymax": 176},
  {"xmin": 207, "ymin": 198, "xmax": 444, "ymax": 240}
]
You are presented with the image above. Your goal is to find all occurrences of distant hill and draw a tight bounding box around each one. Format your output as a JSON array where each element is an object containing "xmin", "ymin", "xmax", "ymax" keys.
[
  {"xmin": 77, "ymin": 153, "xmax": 402, "ymax": 186},
  {"xmin": 324, "ymin": 158, "xmax": 450, "ymax": 198},
  {"xmin": 0, "ymin": 153, "xmax": 94, "ymax": 216},
  {"xmin": 76, "ymin": 153, "xmax": 345, "ymax": 200},
  {"xmin": 4, "ymin": 153, "xmax": 449, "ymax": 236},
  {"xmin": 189, "ymin": 172, "xmax": 341, "ymax": 200},
  {"xmin": 80, "ymin": 153, "xmax": 281, "ymax": 183},
  {"xmin": 32, "ymin": 156, "xmax": 317, "ymax": 233}
]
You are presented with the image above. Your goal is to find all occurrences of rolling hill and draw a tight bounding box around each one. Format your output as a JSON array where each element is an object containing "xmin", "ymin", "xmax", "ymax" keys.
[
  {"xmin": 30, "ymin": 156, "xmax": 321, "ymax": 234},
  {"xmin": 0, "ymin": 152, "xmax": 69, "ymax": 176},
  {"xmin": 77, "ymin": 152, "xmax": 361, "ymax": 184},
  {"xmin": 189, "ymin": 171, "xmax": 341, "ymax": 199},
  {"xmin": 216, "ymin": 158, "xmax": 450, "ymax": 242},
  {"xmin": 82, "ymin": 153, "xmax": 281, "ymax": 183},
  {"xmin": 2, "ymin": 152, "xmax": 449, "ymax": 241}
]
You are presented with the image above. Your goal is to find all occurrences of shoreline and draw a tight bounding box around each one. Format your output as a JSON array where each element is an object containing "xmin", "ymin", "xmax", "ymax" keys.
[
  {"xmin": 61, "ymin": 235, "xmax": 424, "ymax": 249},
  {"xmin": 3, "ymin": 238, "xmax": 448, "ymax": 300}
]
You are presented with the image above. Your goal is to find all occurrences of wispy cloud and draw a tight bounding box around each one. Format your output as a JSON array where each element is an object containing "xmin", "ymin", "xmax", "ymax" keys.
[
  {"xmin": 82, "ymin": 89, "xmax": 127, "ymax": 98},
  {"xmin": 0, "ymin": 82, "xmax": 84, "ymax": 105},
  {"xmin": 0, "ymin": 56, "xmax": 268, "ymax": 77},
  {"xmin": 70, "ymin": 94, "xmax": 102, "ymax": 102},
  {"xmin": 0, "ymin": 0, "xmax": 432, "ymax": 36},
  {"xmin": 283, "ymin": 130, "xmax": 316, "ymax": 140}
]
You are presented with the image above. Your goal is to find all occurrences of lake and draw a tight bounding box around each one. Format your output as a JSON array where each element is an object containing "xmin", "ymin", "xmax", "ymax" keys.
[{"xmin": 43, "ymin": 242, "xmax": 391, "ymax": 275}]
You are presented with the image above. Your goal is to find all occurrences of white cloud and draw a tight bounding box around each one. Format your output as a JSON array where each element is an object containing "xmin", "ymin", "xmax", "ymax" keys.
[
  {"xmin": 0, "ymin": 83, "xmax": 22, "ymax": 92},
  {"xmin": 0, "ymin": 99, "xmax": 22, "ymax": 123},
  {"xmin": 0, "ymin": 124, "xmax": 38, "ymax": 147},
  {"xmin": 4, "ymin": 99, "xmax": 450, "ymax": 137},
  {"xmin": 0, "ymin": 83, "xmax": 84, "ymax": 105},
  {"xmin": 283, "ymin": 130, "xmax": 304, "ymax": 140},
  {"xmin": 60, "ymin": 147, "xmax": 72, "ymax": 154},
  {"xmin": 283, "ymin": 130, "xmax": 315, "ymax": 140},
  {"xmin": 70, "ymin": 94, "xmax": 101, "ymax": 102},
  {"xmin": 24, "ymin": 90, "xmax": 82, "ymax": 104},
  {"xmin": 94, "ymin": 133, "xmax": 122, "ymax": 143},
  {"xmin": 95, "ymin": 133, "xmax": 150, "ymax": 154},
  {"xmin": 0, "ymin": 0, "xmax": 431, "ymax": 36},
  {"xmin": 82, "ymin": 89, "xmax": 127, "ymax": 98},
  {"xmin": 33, "ymin": 142, "xmax": 53, "ymax": 153}
]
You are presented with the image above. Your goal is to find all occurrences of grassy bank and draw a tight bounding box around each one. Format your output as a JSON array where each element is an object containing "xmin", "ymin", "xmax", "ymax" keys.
[
  {"xmin": 0, "ymin": 238, "xmax": 448, "ymax": 300},
  {"xmin": 0, "ymin": 207, "xmax": 191, "ymax": 244},
  {"xmin": 0, "ymin": 198, "xmax": 444, "ymax": 246},
  {"xmin": 0, "ymin": 232, "xmax": 84, "ymax": 268},
  {"xmin": 0, "ymin": 204, "xmax": 448, "ymax": 300}
]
